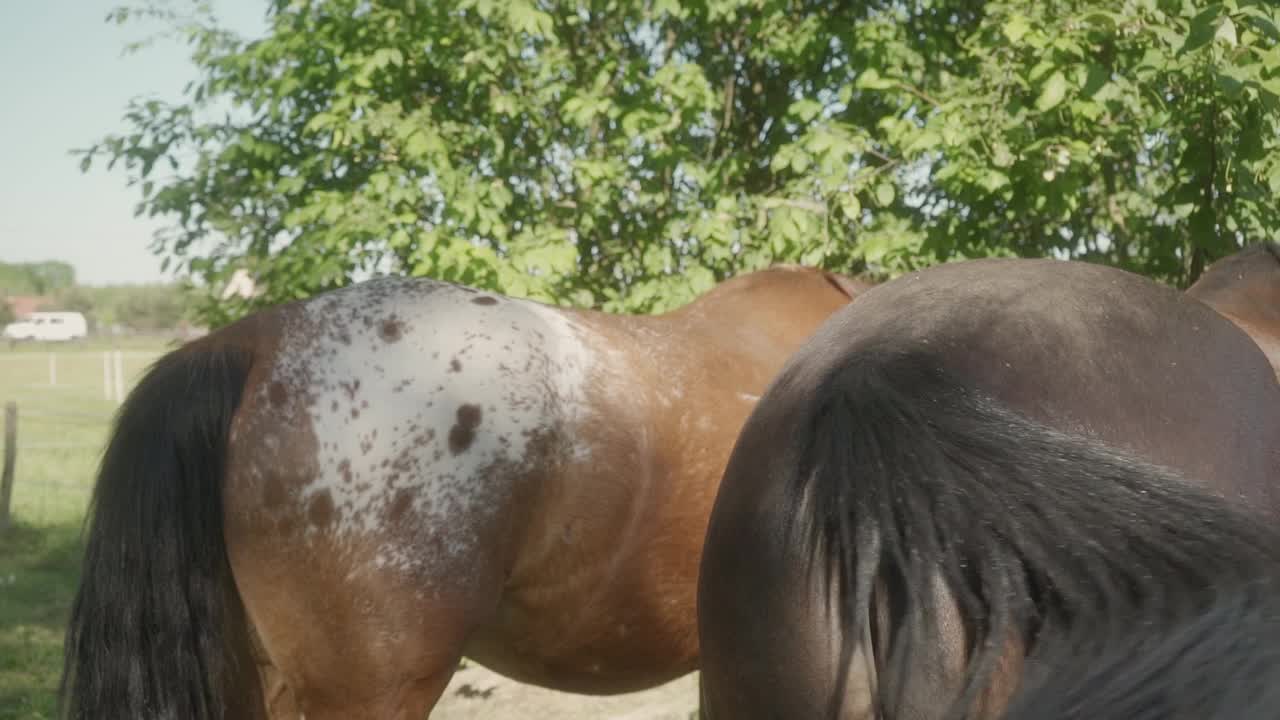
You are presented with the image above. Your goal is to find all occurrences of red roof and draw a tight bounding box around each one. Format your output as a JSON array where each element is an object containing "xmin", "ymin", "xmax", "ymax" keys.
[{"xmin": 4, "ymin": 296, "xmax": 47, "ymax": 320}]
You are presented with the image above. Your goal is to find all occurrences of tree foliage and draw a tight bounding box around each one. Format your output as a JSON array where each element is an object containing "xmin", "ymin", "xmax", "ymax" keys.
[
  {"xmin": 0, "ymin": 261, "xmax": 77, "ymax": 296},
  {"xmin": 58, "ymin": 284, "xmax": 194, "ymax": 332},
  {"xmin": 83, "ymin": 0, "xmax": 1280, "ymax": 323}
]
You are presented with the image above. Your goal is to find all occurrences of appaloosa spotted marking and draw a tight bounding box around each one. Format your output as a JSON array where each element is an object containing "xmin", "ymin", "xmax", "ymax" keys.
[{"xmin": 261, "ymin": 277, "xmax": 594, "ymax": 577}]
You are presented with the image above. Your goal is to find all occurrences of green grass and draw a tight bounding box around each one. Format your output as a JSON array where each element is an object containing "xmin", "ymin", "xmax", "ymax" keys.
[
  {"xmin": 2, "ymin": 334, "xmax": 183, "ymax": 355},
  {"xmin": 0, "ymin": 344, "xmax": 164, "ymax": 719},
  {"xmin": 0, "ymin": 525, "xmax": 81, "ymax": 719}
]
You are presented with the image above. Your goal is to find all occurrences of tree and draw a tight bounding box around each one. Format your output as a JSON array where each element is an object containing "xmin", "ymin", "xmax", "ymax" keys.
[
  {"xmin": 854, "ymin": 0, "xmax": 1280, "ymax": 282},
  {"xmin": 83, "ymin": 0, "xmax": 1280, "ymax": 325},
  {"xmin": 50, "ymin": 286, "xmax": 98, "ymax": 328},
  {"xmin": 115, "ymin": 285, "xmax": 190, "ymax": 331},
  {"xmin": 0, "ymin": 261, "xmax": 76, "ymax": 295}
]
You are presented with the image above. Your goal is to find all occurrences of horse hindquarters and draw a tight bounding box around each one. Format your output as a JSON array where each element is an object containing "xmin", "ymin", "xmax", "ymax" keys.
[
  {"xmin": 60, "ymin": 345, "xmax": 265, "ymax": 720},
  {"xmin": 217, "ymin": 281, "xmax": 557, "ymax": 718},
  {"xmin": 700, "ymin": 348, "xmax": 1280, "ymax": 719}
]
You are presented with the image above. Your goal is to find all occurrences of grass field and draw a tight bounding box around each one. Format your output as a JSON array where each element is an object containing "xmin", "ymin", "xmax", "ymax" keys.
[{"xmin": 0, "ymin": 342, "xmax": 165, "ymax": 719}]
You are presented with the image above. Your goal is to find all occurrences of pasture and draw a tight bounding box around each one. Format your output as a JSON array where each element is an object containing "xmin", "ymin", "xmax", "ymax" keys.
[{"xmin": 0, "ymin": 342, "xmax": 164, "ymax": 719}]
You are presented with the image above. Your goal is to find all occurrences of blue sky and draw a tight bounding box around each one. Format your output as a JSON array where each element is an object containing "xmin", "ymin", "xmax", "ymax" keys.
[{"xmin": 0, "ymin": 0, "xmax": 266, "ymax": 286}]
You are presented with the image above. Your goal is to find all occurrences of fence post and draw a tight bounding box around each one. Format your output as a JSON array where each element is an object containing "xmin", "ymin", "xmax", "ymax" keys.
[
  {"xmin": 113, "ymin": 351, "xmax": 125, "ymax": 405},
  {"xmin": 0, "ymin": 402, "xmax": 16, "ymax": 532}
]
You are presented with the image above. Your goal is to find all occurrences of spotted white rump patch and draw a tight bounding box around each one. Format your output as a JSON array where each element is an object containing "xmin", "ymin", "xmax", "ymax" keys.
[{"xmin": 266, "ymin": 277, "xmax": 594, "ymax": 577}]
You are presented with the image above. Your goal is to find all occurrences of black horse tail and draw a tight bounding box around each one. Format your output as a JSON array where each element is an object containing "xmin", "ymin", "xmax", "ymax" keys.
[
  {"xmin": 1003, "ymin": 580, "xmax": 1280, "ymax": 720},
  {"xmin": 792, "ymin": 349, "xmax": 1280, "ymax": 718},
  {"xmin": 60, "ymin": 344, "xmax": 264, "ymax": 720}
]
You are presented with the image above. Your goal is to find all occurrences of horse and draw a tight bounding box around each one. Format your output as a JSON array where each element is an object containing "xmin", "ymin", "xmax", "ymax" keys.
[
  {"xmin": 1187, "ymin": 241, "xmax": 1280, "ymax": 378},
  {"xmin": 1003, "ymin": 579, "xmax": 1280, "ymax": 719},
  {"xmin": 697, "ymin": 256, "xmax": 1280, "ymax": 719},
  {"xmin": 60, "ymin": 265, "xmax": 868, "ymax": 720}
]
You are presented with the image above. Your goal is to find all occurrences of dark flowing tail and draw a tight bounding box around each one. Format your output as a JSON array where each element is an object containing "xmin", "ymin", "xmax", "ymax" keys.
[
  {"xmin": 1004, "ymin": 580, "xmax": 1280, "ymax": 720},
  {"xmin": 60, "ymin": 344, "xmax": 264, "ymax": 720},
  {"xmin": 791, "ymin": 350, "xmax": 1280, "ymax": 718}
]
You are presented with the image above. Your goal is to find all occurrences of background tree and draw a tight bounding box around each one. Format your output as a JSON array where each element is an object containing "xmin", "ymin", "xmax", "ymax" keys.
[
  {"xmin": 52, "ymin": 287, "xmax": 95, "ymax": 314},
  {"xmin": 67, "ymin": 284, "xmax": 194, "ymax": 331},
  {"xmin": 83, "ymin": 0, "xmax": 1280, "ymax": 324},
  {"xmin": 0, "ymin": 261, "xmax": 77, "ymax": 296}
]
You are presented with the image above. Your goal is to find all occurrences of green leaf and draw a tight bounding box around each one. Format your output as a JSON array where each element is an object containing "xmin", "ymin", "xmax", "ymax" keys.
[
  {"xmin": 840, "ymin": 193, "xmax": 862, "ymax": 220},
  {"xmin": 1183, "ymin": 5, "xmax": 1226, "ymax": 53},
  {"xmin": 1215, "ymin": 17, "xmax": 1238, "ymax": 46},
  {"xmin": 1036, "ymin": 71, "xmax": 1069, "ymax": 112},
  {"xmin": 991, "ymin": 142, "xmax": 1015, "ymax": 168},
  {"xmin": 1241, "ymin": 7, "xmax": 1280, "ymax": 41},
  {"xmin": 978, "ymin": 170, "xmax": 1010, "ymax": 193},
  {"xmin": 874, "ymin": 183, "xmax": 896, "ymax": 206},
  {"xmin": 1002, "ymin": 14, "xmax": 1032, "ymax": 44},
  {"xmin": 520, "ymin": 242, "xmax": 577, "ymax": 275},
  {"xmin": 685, "ymin": 265, "xmax": 716, "ymax": 295},
  {"xmin": 790, "ymin": 98, "xmax": 824, "ymax": 123},
  {"xmin": 856, "ymin": 68, "xmax": 895, "ymax": 91}
]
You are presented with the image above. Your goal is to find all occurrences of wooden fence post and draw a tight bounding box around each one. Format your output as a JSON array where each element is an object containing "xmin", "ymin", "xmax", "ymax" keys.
[
  {"xmin": 113, "ymin": 351, "xmax": 125, "ymax": 406},
  {"xmin": 0, "ymin": 402, "xmax": 16, "ymax": 532}
]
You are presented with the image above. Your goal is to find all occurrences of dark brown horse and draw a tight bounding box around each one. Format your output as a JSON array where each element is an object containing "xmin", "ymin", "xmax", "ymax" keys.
[
  {"xmin": 698, "ymin": 257, "xmax": 1280, "ymax": 719},
  {"xmin": 60, "ymin": 266, "xmax": 867, "ymax": 719},
  {"xmin": 1188, "ymin": 241, "xmax": 1280, "ymax": 378}
]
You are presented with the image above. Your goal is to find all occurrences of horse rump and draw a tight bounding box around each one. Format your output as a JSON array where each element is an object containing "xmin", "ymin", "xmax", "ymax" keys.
[{"xmin": 785, "ymin": 348, "xmax": 1280, "ymax": 718}]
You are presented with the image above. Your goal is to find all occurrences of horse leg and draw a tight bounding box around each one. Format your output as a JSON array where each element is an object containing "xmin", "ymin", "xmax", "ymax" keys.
[
  {"xmin": 290, "ymin": 640, "xmax": 463, "ymax": 720},
  {"xmin": 260, "ymin": 662, "xmax": 308, "ymax": 718},
  {"xmin": 263, "ymin": 656, "xmax": 459, "ymax": 719},
  {"xmin": 241, "ymin": 563, "xmax": 495, "ymax": 720},
  {"xmin": 226, "ymin": 504, "xmax": 505, "ymax": 720}
]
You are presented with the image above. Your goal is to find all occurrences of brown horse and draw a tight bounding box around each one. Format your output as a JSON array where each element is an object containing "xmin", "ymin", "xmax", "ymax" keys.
[
  {"xmin": 1188, "ymin": 241, "xmax": 1280, "ymax": 378},
  {"xmin": 59, "ymin": 265, "xmax": 866, "ymax": 719},
  {"xmin": 698, "ymin": 257, "xmax": 1280, "ymax": 719}
]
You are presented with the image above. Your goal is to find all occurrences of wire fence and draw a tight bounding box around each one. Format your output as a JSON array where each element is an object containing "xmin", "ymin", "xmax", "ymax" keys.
[
  {"xmin": 0, "ymin": 349, "xmax": 163, "ymax": 527},
  {"xmin": 0, "ymin": 350, "xmax": 160, "ymax": 405}
]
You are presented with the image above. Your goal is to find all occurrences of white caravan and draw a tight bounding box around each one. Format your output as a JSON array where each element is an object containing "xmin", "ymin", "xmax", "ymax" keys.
[{"xmin": 3, "ymin": 311, "xmax": 89, "ymax": 342}]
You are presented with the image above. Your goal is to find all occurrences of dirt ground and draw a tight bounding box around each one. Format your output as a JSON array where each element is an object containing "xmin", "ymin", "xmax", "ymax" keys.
[{"xmin": 432, "ymin": 662, "xmax": 699, "ymax": 719}]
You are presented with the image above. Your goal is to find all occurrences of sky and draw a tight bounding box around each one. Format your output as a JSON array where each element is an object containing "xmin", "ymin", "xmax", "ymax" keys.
[{"xmin": 0, "ymin": 0, "xmax": 267, "ymax": 286}]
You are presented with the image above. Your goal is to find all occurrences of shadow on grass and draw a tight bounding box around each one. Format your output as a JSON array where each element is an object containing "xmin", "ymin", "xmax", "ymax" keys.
[{"xmin": 0, "ymin": 521, "xmax": 84, "ymax": 720}]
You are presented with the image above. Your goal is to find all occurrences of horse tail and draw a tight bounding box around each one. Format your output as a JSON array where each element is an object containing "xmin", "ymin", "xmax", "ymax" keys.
[
  {"xmin": 790, "ymin": 349, "xmax": 1280, "ymax": 718},
  {"xmin": 60, "ymin": 343, "xmax": 264, "ymax": 720},
  {"xmin": 1003, "ymin": 581, "xmax": 1280, "ymax": 719}
]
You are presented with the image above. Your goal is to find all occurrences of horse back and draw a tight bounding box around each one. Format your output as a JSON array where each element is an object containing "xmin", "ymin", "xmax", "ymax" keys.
[
  {"xmin": 828, "ymin": 257, "xmax": 1280, "ymax": 512},
  {"xmin": 1187, "ymin": 243, "xmax": 1280, "ymax": 378}
]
